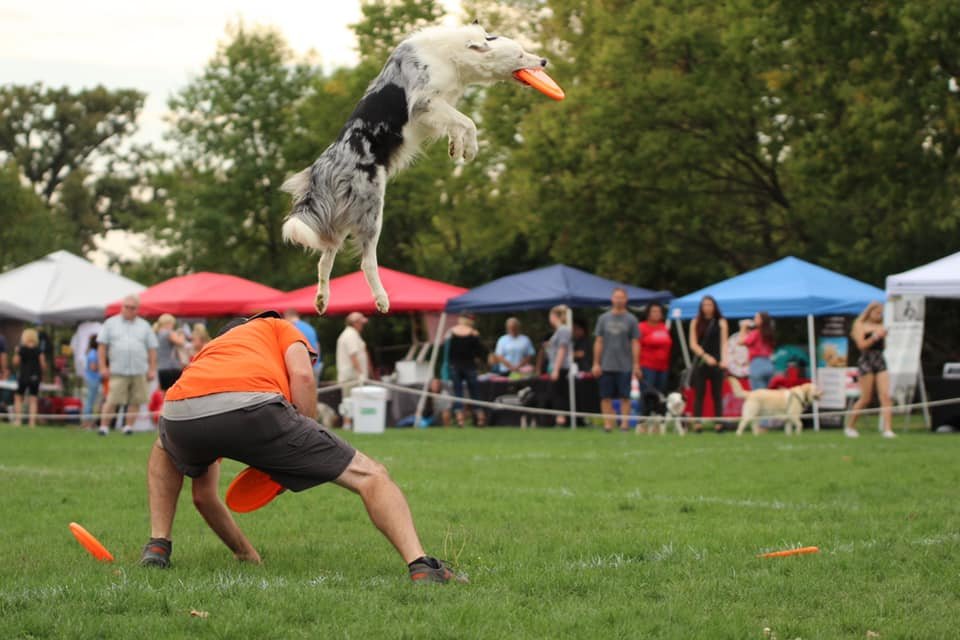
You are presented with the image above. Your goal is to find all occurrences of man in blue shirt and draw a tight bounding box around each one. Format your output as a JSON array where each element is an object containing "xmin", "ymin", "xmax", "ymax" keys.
[
  {"xmin": 491, "ymin": 317, "xmax": 535, "ymax": 375},
  {"xmin": 285, "ymin": 309, "xmax": 322, "ymax": 379}
]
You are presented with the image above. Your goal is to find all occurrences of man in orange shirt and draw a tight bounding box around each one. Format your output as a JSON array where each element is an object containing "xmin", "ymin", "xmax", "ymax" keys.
[{"xmin": 140, "ymin": 311, "xmax": 462, "ymax": 583}]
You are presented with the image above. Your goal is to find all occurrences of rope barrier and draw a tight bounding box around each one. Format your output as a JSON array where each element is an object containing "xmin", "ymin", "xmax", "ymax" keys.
[{"xmin": 4, "ymin": 378, "xmax": 960, "ymax": 426}]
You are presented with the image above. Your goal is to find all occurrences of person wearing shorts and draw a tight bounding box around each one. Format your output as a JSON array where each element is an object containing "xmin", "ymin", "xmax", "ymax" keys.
[
  {"xmin": 97, "ymin": 294, "xmax": 157, "ymax": 435},
  {"xmin": 140, "ymin": 311, "xmax": 462, "ymax": 583},
  {"xmin": 592, "ymin": 288, "xmax": 641, "ymax": 432}
]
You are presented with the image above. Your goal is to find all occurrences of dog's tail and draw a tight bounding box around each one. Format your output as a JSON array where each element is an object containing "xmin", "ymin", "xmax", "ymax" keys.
[
  {"xmin": 727, "ymin": 376, "xmax": 748, "ymax": 399},
  {"xmin": 280, "ymin": 167, "xmax": 340, "ymax": 252}
]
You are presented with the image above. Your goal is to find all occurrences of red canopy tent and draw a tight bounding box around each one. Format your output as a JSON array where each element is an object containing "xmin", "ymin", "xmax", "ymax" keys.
[
  {"xmin": 247, "ymin": 267, "xmax": 467, "ymax": 315},
  {"xmin": 105, "ymin": 272, "xmax": 283, "ymax": 317}
]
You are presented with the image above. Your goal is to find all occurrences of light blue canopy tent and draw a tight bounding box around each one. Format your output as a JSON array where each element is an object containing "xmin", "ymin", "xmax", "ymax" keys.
[
  {"xmin": 669, "ymin": 256, "xmax": 885, "ymax": 319},
  {"xmin": 668, "ymin": 256, "xmax": 885, "ymax": 430}
]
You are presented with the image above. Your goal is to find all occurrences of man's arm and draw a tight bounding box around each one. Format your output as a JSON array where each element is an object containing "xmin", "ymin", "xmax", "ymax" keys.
[
  {"xmin": 147, "ymin": 348, "xmax": 157, "ymax": 380},
  {"xmin": 632, "ymin": 339, "xmax": 641, "ymax": 377},
  {"xmin": 98, "ymin": 343, "xmax": 110, "ymax": 378},
  {"xmin": 285, "ymin": 342, "xmax": 317, "ymax": 419},
  {"xmin": 592, "ymin": 336, "xmax": 604, "ymax": 376}
]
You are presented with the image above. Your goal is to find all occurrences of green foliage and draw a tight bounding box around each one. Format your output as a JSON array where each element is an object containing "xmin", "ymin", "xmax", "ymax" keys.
[
  {"xmin": 0, "ymin": 161, "xmax": 60, "ymax": 271},
  {"xmin": 1, "ymin": 426, "xmax": 958, "ymax": 639}
]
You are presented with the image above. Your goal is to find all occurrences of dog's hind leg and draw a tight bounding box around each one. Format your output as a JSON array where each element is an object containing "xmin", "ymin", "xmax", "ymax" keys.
[
  {"xmin": 315, "ymin": 247, "xmax": 339, "ymax": 315},
  {"xmin": 359, "ymin": 206, "xmax": 389, "ymax": 314}
]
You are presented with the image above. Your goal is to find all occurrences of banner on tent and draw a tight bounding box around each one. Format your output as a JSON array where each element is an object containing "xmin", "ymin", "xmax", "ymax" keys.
[
  {"xmin": 884, "ymin": 295, "xmax": 924, "ymax": 409},
  {"xmin": 816, "ymin": 316, "xmax": 849, "ymax": 410}
]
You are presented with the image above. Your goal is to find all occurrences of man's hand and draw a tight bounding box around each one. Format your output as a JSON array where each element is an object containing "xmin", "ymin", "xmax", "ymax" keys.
[
  {"xmin": 101, "ymin": 366, "xmax": 111, "ymax": 380},
  {"xmin": 147, "ymin": 368, "xmax": 157, "ymax": 381},
  {"xmin": 591, "ymin": 364, "xmax": 602, "ymax": 377},
  {"xmin": 634, "ymin": 366, "xmax": 643, "ymax": 380}
]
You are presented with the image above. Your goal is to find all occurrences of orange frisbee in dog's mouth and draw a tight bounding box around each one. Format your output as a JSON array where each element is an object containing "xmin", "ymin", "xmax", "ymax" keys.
[
  {"xmin": 513, "ymin": 68, "xmax": 565, "ymax": 101},
  {"xmin": 226, "ymin": 467, "xmax": 285, "ymax": 513}
]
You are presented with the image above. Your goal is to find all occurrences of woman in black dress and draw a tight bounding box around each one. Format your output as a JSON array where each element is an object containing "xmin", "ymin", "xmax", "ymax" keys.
[
  {"xmin": 688, "ymin": 296, "xmax": 729, "ymax": 433},
  {"xmin": 13, "ymin": 328, "xmax": 46, "ymax": 428},
  {"xmin": 446, "ymin": 313, "xmax": 488, "ymax": 426}
]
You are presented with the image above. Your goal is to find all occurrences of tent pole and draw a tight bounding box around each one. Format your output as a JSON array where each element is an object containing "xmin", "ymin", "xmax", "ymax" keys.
[
  {"xmin": 917, "ymin": 362, "xmax": 931, "ymax": 431},
  {"xmin": 567, "ymin": 306, "xmax": 576, "ymax": 430},
  {"xmin": 674, "ymin": 318, "xmax": 691, "ymax": 369},
  {"xmin": 414, "ymin": 312, "xmax": 446, "ymax": 428},
  {"xmin": 807, "ymin": 314, "xmax": 820, "ymax": 432}
]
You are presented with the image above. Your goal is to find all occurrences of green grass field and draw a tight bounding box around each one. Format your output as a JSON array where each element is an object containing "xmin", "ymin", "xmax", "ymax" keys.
[{"xmin": 1, "ymin": 422, "xmax": 958, "ymax": 639}]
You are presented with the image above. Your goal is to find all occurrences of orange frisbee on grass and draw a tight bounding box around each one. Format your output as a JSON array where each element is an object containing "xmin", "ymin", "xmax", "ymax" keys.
[
  {"xmin": 513, "ymin": 67, "xmax": 565, "ymax": 101},
  {"xmin": 68, "ymin": 522, "xmax": 114, "ymax": 562},
  {"xmin": 757, "ymin": 546, "xmax": 820, "ymax": 559},
  {"xmin": 225, "ymin": 467, "xmax": 285, "ymax": 513}
]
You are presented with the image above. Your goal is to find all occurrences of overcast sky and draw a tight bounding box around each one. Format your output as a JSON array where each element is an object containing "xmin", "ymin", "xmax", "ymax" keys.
[{"xmin": 0, "ymin": 0, "xmax": 462, "ymax": 145}]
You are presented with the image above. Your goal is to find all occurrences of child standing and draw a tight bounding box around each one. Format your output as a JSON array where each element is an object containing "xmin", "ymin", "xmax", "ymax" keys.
[{"xmin": 13, "ymin": 328, "xmax": 46, "ymax": 428}]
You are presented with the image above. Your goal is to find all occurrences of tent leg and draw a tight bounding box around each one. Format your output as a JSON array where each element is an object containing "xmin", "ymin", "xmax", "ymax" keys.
[
  {"xmin": 567, "ymin": 306, "xmax": 576, "ymax": 430},
  {"xmin": 674, "ymin": 319, "xmax": 691, "ymax": 369},
  {"xmin": 414, "ymin": 312, "xmax": 446, "ymax": 428},
  {"xmin": 807, "ymin": 314, "xmax": 820, "ymax": 432}
]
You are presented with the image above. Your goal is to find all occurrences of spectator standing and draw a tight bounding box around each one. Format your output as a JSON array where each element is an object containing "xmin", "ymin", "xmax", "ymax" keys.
[
  {"xmin": 592, "ymin": 288, "xmax": 641, "ymax": 432},
  {"xmin": 97, "ymin": 294, "xmax": 158, "ymax": 436},
  {"xmin": 336, "ymin": 312, "xmax": 369, "ymax": 429},
  {"xmin": 12, "ymin": 328, "xmax": 46, "ymax": 428},
  {"xmin": 0, "ymin": 333, "xmax": 8, "ymax": 381},
  {"xmin": 189, "ymin": 324, "xmax": 211, "ymax": 360},
  {"xmin": 572, "ymin": 320, "xmax": 591, "ymax": 373},
  {"xmin": 739, "ymin": 312, "xmax": 776, "ymax": 391},
  {"xmin": 491, "ymin": 317, "xmax": 535, "ymax": 375},
  {"xmin": 154, "ymin": 314, "xmax": 187, "ymax": 392},
  {"xmin": 285, "ymin": 309, "xmax": 322, "ymax": 379},
  {"xmin": 546, "ymin": 305, "xmax": 574, "ymax": 427},
  {"xmin": 846, "ymin": 301, "xmax": 896, "ymax": 439},
  {"xmin": 689, "ymin": 295, "xmax": 729, "ymax": 433},
  {"xmin": 638, "ymin": 302, "xmax": 673, "ymax": 395},
  {"xmin": 82, "ymin": 335, "xmax": 102, "ymax": 430},
  {"xmin": 446, "ymin": 313, "xmax": 488, "ymax": 427}
]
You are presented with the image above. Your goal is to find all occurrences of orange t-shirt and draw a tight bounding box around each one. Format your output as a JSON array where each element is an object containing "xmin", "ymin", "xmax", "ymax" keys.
[{"xmin": 165, "ymin": 318, "xmax": 314, "ymax": 402}]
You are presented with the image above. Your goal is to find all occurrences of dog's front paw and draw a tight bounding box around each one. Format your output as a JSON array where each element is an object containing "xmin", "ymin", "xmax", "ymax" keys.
[
  {"xmin": 375, "ymin": 293, "xmax": 390, "ymax": 314},
  {"xmin": 463, "ymin": 128, "xmax": 478, "ymax": 162},
  {"xmin": 315, "ymin": 293, "xmax": 328, "ymax": 315}
]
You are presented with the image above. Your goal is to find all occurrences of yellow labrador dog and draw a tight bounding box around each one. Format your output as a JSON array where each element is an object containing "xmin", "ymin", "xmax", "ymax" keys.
[{"xmin": 728, "ymin": 377, "xmax": 821, "ymax": 436}]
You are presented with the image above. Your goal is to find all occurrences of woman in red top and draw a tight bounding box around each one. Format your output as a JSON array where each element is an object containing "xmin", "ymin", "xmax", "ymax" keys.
[
  {"xmin": 638, "ymin": 303, "xmax": 673, "ymax": 395},
  {"xmin": 739, "ymin": 311, "xmax": 775, "ymax": 390}
]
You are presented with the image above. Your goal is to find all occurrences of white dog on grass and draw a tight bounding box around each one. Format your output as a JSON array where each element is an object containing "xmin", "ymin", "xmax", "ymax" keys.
[{"xmin": 282, "ymin": 23, "xmax": 548, "ymax": 314}]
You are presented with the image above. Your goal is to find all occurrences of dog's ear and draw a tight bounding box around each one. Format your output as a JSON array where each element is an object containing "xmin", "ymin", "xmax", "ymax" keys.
[{"xmin": 467, "ymin": 40, "xmax": 491, "ymax": 53}]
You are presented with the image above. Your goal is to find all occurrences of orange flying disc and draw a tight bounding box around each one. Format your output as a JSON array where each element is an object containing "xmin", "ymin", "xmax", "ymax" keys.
[
  {"xmin": 757, "ymin": 546, "xmax": 820, "ymax": 559},
  {"xmin": 513, "ymin": 67, "xmax": 565, "ymax": 101},
  {"xmin": 68, "ymin": 522, "xmax": 114, "ymax": 562},
  {"xmin": 225, "ymin": 467, "xmax": 285, "ymax": 513}
]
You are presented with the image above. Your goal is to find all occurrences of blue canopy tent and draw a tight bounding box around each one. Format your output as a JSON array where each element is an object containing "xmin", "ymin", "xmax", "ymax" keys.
[
  {"xmin": 668, "ymin": 256, "xmax": 885, "ymax": 430},
  {"xmin": 445, "ymin": 264, "xmax": 671, "ymax": 312},
  {"xmin": 416, "ymin": 265, "xmax": 673, "ymax": 427}
]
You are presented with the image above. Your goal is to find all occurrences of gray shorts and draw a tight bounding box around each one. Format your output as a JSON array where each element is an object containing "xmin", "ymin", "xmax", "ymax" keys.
[{"xmin": 158, "ymin": 398, "xmax": 356, "ymax": 492}]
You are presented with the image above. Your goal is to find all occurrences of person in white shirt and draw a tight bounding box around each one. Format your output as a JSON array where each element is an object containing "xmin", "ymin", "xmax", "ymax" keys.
[
  {"xmin": 337, "ymin": 312, "xmax": 369, "ymax": 427},
  {"xmin": 491, "ymin": 317, "xmax": 535, "ymax": 375}
]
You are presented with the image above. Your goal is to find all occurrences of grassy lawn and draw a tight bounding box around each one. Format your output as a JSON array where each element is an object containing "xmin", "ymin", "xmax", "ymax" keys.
[{"xmin": 1, "ymin": 422, "xmax": 957, "ymax": 639}]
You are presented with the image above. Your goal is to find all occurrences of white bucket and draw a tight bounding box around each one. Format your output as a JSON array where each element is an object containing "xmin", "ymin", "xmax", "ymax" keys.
[{"xmin": 351, "ymin": 386, "xmax": 388, "ymax": 434}]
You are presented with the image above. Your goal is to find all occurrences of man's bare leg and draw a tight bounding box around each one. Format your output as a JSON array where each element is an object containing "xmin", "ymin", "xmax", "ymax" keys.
[
  {"xmin": 148, "ymin": 440, "xmax": 184, "ymax": 540},
  {"xmin": 334, "ymin": 452, "xmax": 425, "ymax": 563},
  {"xmin": 191, "ymin": 463, "xmax": 261, "ymax": 563},
  {"xmin": 600, "ymin": 398, "xmax": 615, "ymax": 431},
  {"xmin": 619, "ymin": 397, "xmax": 631, "ymax": 431}
]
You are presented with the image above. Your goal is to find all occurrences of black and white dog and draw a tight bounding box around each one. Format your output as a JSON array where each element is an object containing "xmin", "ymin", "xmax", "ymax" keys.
[
  {"xmin": 282, "ymin": 23, "xmax": 548, "ymax": 313},
  {"xmin": 639, "ymin": 389, "xmax": 687, "ymax": 436}
]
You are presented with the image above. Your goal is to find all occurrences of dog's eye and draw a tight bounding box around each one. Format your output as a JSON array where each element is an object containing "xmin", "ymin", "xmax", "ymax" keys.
[{"xmin": 485, "ymin": 36, "xmax": 498, "ymax": 41}]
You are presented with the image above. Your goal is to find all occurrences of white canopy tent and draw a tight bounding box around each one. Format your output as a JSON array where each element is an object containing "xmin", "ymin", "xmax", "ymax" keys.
[
  {"xmin": 886, "ymin": 251, "xmax": 960, "ymax": 298},
  {"xmin": 0, "ymin": 250, "xmax": 144, "ymax": 324}
]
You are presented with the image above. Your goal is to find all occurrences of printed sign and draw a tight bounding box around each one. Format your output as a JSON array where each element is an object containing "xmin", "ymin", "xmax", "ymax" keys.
[
  {"xmin": 816, "ymin": 316, "xmax": 848, "ymax": 409},
  {"xmin": 884, "ymin": 296, "xmax": 925, "ymax": 408}
]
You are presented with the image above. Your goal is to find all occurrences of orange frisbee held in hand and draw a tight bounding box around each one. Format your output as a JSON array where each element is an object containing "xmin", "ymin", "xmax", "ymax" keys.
[
  {"xmin": 758, "ymin": 546, "xmax": 820, "ymax": 559},
  {"xmin": 69, "ymin": 522, "xmax": 114, "ymax": 562},
  {"xmin": 513, "ymin": 67, "xmax": 565, "ymax": 101},
  {"xmin": 225, "ymin": 467, "xmax": 285, "ymax": 513}
]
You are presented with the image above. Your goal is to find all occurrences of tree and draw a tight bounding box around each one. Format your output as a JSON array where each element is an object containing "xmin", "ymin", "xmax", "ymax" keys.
[
  {"xmin": 0, "ymin": 161, "xmax": 60, "ymax": 271},
  {"xmin": 154, "ymin": 24, "xmax": 322, "ymax": 288}
]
